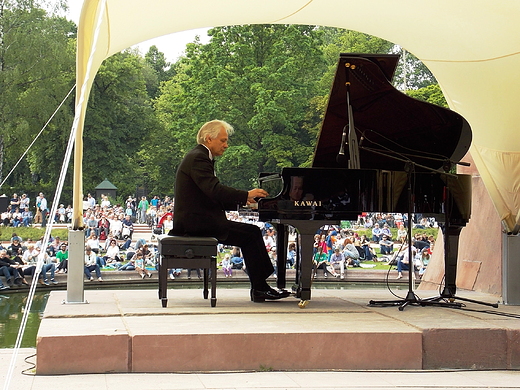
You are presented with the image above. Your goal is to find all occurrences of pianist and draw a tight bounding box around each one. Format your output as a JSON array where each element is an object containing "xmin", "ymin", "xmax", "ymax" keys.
[{"xmin": 171, "ymin": 119, "xmax": 290, "ymax": 303}]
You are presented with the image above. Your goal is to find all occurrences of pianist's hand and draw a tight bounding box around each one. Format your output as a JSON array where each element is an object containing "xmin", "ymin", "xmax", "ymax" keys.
[{"xmin": 247, "ymin": 188, "xmax": 269, "ymax": 205}]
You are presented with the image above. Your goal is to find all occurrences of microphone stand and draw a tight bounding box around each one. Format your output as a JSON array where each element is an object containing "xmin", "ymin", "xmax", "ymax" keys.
[
  {"xmin": 367, "ymin": 161, "xmax": 459, "ymax": 310},
  {"xmin": 365, "ymin": 151, "xmax": 497, "ymax": 310},
  {"xmin": 419, "ymin": 162, "xmax": 498, "ymax": 309},
  {"xmin": 336, "ymin": 77, "xmax": 433, "ymax": 309},
  {"xmin": 333, "ymin": 69, "xmax": 495, "ymax": 310}
]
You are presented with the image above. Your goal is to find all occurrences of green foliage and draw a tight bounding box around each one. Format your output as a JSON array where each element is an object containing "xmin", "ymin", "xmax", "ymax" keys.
[
  {"xmin": 393, "ymin": 48, "xmax": 437, "ymax": 90},
  {"xmin": 143, "ymin": 45, "xmax": 174, "ymax": 99},
  {"xmin": 318, "ymin": 28, "xmax": 394, "ymax": 91},
  {"xmin": 152, "ymin": 24, "xmax": 327, "ymax": 192},
  {"xmin": 406, "ymin": 84, "xmax": 448, "ymax": 107},
  {"xmin": 0, "ymin": 11, "xmax": 446, "ymax": 203},
  {"xmin": 82, "ymin": 50, "xmax": 161, "ymax": 195},
  {"xmin": 0, "ymin": 3, "xmax": 76, "ymax": 187},
  {"xmin": 0, "ymin": 226, "xmax": 68, "ymax": 241},
  {"xmin": 352, "ymin": 227, "xmax": 439, "ymax": 241}
]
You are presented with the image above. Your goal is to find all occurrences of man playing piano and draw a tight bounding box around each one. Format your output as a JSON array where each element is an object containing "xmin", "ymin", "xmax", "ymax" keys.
[{"xmin": 171, "ymin": 119, "xmax": 290, "ymax": 302}]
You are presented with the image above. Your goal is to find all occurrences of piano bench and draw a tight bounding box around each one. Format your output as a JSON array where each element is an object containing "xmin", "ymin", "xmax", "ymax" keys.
[{"xmin": 157, "ymin": 235, "xmax": 218, "ymax": 308}]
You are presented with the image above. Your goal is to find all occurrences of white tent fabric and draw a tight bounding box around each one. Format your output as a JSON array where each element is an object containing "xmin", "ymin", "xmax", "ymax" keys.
[{"xmin": 74, "ymin": 0, "xmax": 520, "ymax": 232}]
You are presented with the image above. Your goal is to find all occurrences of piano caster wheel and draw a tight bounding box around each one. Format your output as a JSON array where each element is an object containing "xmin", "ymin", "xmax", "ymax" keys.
[{"xmin": 298, "ymin": 300, "xmax": 309, "ymax": 308}]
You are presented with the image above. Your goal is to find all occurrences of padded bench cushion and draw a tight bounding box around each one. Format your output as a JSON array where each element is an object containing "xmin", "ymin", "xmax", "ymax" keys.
[{"xmin": 158, "ymin": 235, "xmax": 218, "ymax": 258}]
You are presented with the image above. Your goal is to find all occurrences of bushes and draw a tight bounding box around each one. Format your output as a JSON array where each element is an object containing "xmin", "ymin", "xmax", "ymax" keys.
[
  {"xmin": 350, "ymin": 227, "xmax": 439, "ymax": 241},
  {"xmin": 0, "ymin": 226, "xmax": 69, "ymax": 242}
]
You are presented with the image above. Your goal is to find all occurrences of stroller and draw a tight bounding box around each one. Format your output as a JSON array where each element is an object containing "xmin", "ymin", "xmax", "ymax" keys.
[{"xmin": 151, "ymin": 212, "xmax": 173, "ymax": 239}]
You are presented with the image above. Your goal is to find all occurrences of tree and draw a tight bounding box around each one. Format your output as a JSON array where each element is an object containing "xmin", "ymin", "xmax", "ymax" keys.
[
  {"xmin": 0, "ymin": 1, "xmax": 76, "ymax": 189},
  {"xmin": 406, "ymin": 83, "xmax": 448, "ymax": 107},
  {"xmin": 392, "ymin": 47, "xmax": 437, "ymax": 91},
  {"xmin": 143, "ymin": 45, "xmax": 174, "ymax": 99},
  {"xmin": 81, "ymin": 50, "xmax": 160, "ymax": 196},
  {"xmin": 152, "ymin": 24, "xmax": 326, "ymax": 193},
  {"xmin": 308, "ymin": 28, "xmax": 396, "ymax": 165}
]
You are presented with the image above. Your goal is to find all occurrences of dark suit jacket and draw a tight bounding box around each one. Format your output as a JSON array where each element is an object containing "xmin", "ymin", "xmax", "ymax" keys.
[{"xmin": 173, "ymin": 144, "xmax": 248, "ymax": 241}]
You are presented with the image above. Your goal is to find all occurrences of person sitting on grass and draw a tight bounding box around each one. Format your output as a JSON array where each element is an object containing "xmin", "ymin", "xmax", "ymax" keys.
[
  {"xmin": 379, "ymin": 235, "xmax": 394, "ymax": 255},
  {"xmin": 342, "ymin": 238, "xmax": 360, "ymax": 267},
  {"xmin": 21, "ymin": 244, "xmax": 58, "ymax": 286},
  {"xmin": 56, "ymin": 243, "xmax": 68, "ymax": 274},
  {"xmin": 330, "ymin": 247, "xmax": 346, "ymax": 279},
  {"xmin": 396, "ymin": 243, "xmax": 418, "ymax": 279},
  {"xmin": 221, "ymin": 253, "xmax": 233, "ymax": 278},
  {"xmin": 134, "ymin": 251, "xmax": 152, "ymax": 279},
  {"xmin": 103, "ymin": 239, "xmax": 121, "ymax": 268},
  {"xmin": 312, "ymin": 246, "xmax": 339, "ymax": 278},
  {"xmin": 84, "ymin": 246, "xmax": 103, "ymax": 282}
]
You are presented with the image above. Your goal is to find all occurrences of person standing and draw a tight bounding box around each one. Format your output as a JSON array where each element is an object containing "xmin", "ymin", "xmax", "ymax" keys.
[
  {"xmin": 125, "ymin": 196, "xmax": 136, "ymax": 220},
  {"xmin": 172, "ymin": 120, "xmax": 289, "ymax": 302},
  {"xmin": 37, "ymin": 193, "xmax": 48, "ymax": 228},
  {"xmin": 86, "ymin": 193, "xmax": 96, "ymax": 209},
  {"xmin": 19, "ymin": 194, "xmax": 30, "ymax": 210},
  {"xmin": 137, "ymin": 196, "xmax": 149, "ymax": 224}
]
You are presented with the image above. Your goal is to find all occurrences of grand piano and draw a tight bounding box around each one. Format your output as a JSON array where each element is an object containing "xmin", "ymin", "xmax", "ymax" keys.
[{"xmin": 257, "ymin": 53, "xmax": 472, "ymax": 302}]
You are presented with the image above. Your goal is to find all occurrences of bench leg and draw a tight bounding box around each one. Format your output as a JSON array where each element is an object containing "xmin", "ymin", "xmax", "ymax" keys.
[
  {"xmin": 203, "ymin": 268, "xmax": 209, "ymax": 299},
  {"xmin": 158, "ymin": 255, "xmax": 217, "ymax": 307},
  {"xmin": 159, "ymin": 263, "xmax": 168, "ymax": 308},
  {"xmin": 211, "ymin": 258, "xmax": 217, "ymax": 307}
]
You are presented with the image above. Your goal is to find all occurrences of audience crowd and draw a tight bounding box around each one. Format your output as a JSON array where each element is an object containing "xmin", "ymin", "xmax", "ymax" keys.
[{"xmin": 1, "ymin": 190, "xmax": 437, "ymax": 287}]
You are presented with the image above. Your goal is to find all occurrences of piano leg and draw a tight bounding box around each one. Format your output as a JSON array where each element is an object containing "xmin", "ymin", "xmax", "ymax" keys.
[
  {"xmin": 290, "ymin": 221, "xmax": 336, "ymax": 302},
  {"xmin": 275, "ymin": 223, "xmax": 288, "ymax": 290},
  {"xmin": 421, "ymin": 224, "xmax": 499, "ymax": 308},
  {"xmin": 442, "ymin": 224, "xmax": 463, "ymax": 297},
  {"xmin": 298, "ymin": 232, "xmax": 315, "ymax": 301}
]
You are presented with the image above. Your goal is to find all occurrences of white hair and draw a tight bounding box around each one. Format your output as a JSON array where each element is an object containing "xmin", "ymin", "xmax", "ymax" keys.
[{"xmin": 196, "ymin": 120, "xmax": 234, "ymax": 144}]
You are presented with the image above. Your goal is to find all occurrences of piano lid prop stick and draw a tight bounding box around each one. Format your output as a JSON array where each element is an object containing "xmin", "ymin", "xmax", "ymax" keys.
[
  {"xmin": 347, "ymin": 102, "xmax": 360, "ymax": 169},
  {"xmin": 344, "ymin": 69, "xmax": 360, "ymax": 169},
  {"xmin": 336, "ymin": 125, "xmax": 348, "ymax": 165}
]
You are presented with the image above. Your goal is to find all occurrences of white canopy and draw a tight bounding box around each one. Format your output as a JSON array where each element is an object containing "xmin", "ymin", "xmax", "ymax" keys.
[{"xmin": 74, "ymin": 0, "xmax": 520, "ymax": 232}]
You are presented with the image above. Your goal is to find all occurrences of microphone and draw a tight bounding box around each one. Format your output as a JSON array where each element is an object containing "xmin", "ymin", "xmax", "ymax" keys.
[{"xmin": 336, "ymin": 125, "xmax": 348, "ymax": 165}]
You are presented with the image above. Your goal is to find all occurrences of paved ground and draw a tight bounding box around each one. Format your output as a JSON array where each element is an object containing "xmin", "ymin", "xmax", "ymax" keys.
[
  {"xmin": 4, "ymin": 227, "xmax": 520, "ymax": 388},
  {"xmin": 2, "ymin": 348, "xmax": 520, "ymax": 390},
  {"xmin": 0, "ymin": 349, "xmax": 520, "ymax": 390}
]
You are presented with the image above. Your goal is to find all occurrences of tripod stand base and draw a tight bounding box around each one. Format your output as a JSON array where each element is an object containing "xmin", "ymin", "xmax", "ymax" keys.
[
  {"xmin": 421, "ymin": 288, "xmax": 499, "ymax": 308},
  {"xmin": 369, "ymin": 290, "xmax": 464, "ymax": 311}
]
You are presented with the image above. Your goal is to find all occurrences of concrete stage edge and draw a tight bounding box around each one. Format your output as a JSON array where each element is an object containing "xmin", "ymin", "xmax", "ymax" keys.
[{"xmin": 36, "ymin": 287, "xmax": 520, "ymax": 375}]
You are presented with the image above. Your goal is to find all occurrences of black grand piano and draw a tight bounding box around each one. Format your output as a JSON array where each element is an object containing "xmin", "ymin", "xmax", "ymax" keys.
[{"xmin": 257, "ymin": 53, "xmax": 472, "ymax": 302}]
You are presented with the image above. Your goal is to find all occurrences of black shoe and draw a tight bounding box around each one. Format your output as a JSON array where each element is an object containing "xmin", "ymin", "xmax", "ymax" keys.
[{"xmin": 250, "ymin": 288, "xmax": 290, "ymax": 302}]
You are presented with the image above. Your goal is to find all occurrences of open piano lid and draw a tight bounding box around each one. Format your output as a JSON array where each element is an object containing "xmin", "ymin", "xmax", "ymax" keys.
[{"xmin": 312, "ymin": 53, "xmax": 472, "ymax": 172}]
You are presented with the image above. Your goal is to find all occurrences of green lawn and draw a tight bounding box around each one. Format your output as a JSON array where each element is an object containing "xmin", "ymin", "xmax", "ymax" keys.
[{"xmin": 351, "ymin": 260, "xmax": 395, "ymax": 271}]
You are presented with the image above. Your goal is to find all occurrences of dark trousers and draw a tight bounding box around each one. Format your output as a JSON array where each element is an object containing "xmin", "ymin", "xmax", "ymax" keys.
[
  {"xmin": 220, "ymin": 221, "xmax": 274, "ymax": 289},
  {"xmin": 41, "ymin": 210, "xmax": 48, "ymax": 227},
  {"xmin": 84, "ymin": 265, "xmax": 101, "ymax": 279}
]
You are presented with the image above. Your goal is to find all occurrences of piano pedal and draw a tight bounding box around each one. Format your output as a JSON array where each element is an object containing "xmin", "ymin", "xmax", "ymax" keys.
[{"xmin": 298, "ymin": 300, "xmax": 309, "ymax": 309}]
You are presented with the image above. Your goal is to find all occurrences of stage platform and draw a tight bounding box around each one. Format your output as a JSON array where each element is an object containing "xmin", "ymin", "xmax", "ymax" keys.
[{"xmin": 36, "ymin": 286, "xmax": 520, "ymax": 375}]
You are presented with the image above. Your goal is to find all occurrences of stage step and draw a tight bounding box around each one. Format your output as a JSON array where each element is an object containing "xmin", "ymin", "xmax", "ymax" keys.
[{"xmin": 35, "ymin": 288, "xmax": 514, "ymax": 375}]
